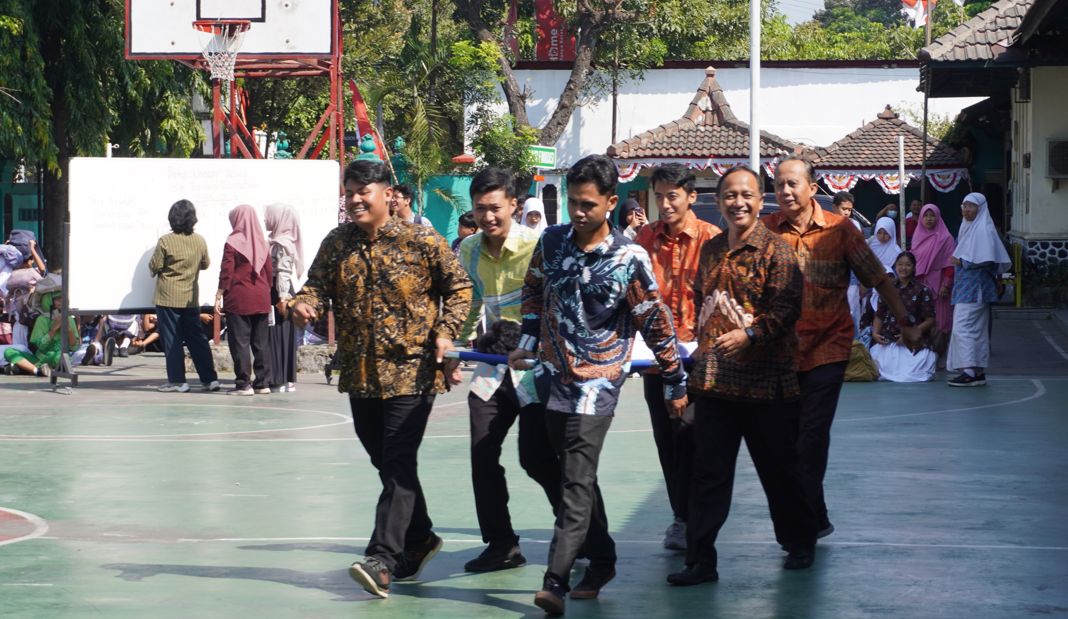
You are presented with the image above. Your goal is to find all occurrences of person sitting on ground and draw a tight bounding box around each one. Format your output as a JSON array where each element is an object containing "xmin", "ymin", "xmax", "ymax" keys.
[
  {"xmin": 618, "ymin": 198, "xmax": 647, "ymax": 240},
  {"xmin": 132, "ymin": 314, "xmax": 161, "ymax": 352},
  {"xmin": 0, "ymin": 267, "xmax": 42, "ymax": 371},
  {"xmin": 870, "ymin": 252, "xmax": 938, "ymax": 382},
  {"xmin": 217, "ymin": 204, "xmax": 274, "ymax": 396},
  {"xmin": 946, "ymin": 192, "xmax": 1011, "ymax": 387},
  {"xmin": 149, "ymin": 199, "xmax": 220, "ymax": 393},
  {"xmin": 520, "ymin": 197, "xmax": 548, "ymax": 235},
  {"xmin": 4, "ymin": 276, "xmax": 78, "ymax": 377},
  {"xmin": 451, "ymin": 210, "xmax": 478, "ymax": 256},
  {"xmin": 390, "ymin": 183, "xmax": 432, "ymax": 227}
]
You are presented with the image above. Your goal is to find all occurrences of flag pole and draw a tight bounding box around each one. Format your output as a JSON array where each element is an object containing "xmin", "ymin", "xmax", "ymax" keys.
[{"xmin": 749, "ymin": 0, "xmax": 761, "ymax": 174}]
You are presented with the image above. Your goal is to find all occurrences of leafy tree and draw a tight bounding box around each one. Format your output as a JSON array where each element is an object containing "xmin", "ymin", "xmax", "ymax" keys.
[{"xmin": 0, "ymin": 0, "xmax": 202, "ymax": 260}]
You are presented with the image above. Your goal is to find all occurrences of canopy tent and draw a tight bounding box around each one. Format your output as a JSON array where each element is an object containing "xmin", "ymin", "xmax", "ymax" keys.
[
  {"xmin": 606, "ymin": 66, "xmax": 801, "ymax": 182},
  {"xmin": 810, "ymin": 105, "xmax": 969, "ymax": 195}
]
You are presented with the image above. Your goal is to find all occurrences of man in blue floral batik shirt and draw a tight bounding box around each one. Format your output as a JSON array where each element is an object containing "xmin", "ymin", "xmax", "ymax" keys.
[{"xmin": 508, "ymin": 155, "xmax": 687, "ymax": 615}]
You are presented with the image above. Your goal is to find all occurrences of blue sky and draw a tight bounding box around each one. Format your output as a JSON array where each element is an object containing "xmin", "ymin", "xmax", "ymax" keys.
[{"xmin": 778, "ymin": 0, "xmax": 826, "ymax": 24}]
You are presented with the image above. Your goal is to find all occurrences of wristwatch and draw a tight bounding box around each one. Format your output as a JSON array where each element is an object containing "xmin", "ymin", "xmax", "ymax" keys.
[
  {"xmin": 744, "ymin": 327, "xmax": 756, "ymax": 340},
  {"xmin": 902, "ymin": 313, "xmax": 918, "ymax": 327}
]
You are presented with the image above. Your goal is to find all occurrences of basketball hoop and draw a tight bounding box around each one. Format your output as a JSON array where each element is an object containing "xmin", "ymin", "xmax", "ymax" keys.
[{"xmin": 193, "ymin": 19, "xmax": 251, "ymax": 82}]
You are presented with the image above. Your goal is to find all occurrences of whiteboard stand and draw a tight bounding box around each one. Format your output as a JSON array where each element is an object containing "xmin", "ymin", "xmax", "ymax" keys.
[{"xmin": 52, "ymin": 222, "xmax": 78, "ymax": 395}]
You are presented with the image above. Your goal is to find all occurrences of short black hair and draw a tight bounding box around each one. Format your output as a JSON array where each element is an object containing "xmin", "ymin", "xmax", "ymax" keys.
[
  {"xmin": 392, "ymin": 184, "xmax": 414, "ymax": 201},
  {"xmin": 776, "ymin": 154, "xmax": 817, "ymax": 185},
  {"xmin": 566, "ymin": 154, "xmax": 618, "ymax": 196},
  {"xmin": 650, "ymin": 163, "xmax": 696, "ymax": 194},
  {"xmin": 717, "ymin": 166, "xmax": 761, "ymax": 196},
  {"xmin": 833, "ymin": 191, "xmax": 855, "ymax": 207},
  {"xmin": 458, "ymin": 211, "xmax": 477, "ymax": 230},
  {"xmin": 469, "ymin": 168, "xmax": 516, "ymax": 200},
  {"xmin": 168, "ymin": 200, "xmax": 197, "ymax": 235},
  {"xmin": 895, "ymin": 251, "xmax": 916, "ymax": 267},
  {"xmin": 343, "ymin": 160, "xmax": 391, "ymax": 188}
]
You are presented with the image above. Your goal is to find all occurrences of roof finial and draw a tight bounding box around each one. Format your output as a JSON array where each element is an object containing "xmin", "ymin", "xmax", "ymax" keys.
[
  {"xmin": 705, "ymin": 66, "xmax": 716, "ymax": 76},
  {"xmin": 878, "ymin": 104, "xmax": 899, "ymax": 120}
]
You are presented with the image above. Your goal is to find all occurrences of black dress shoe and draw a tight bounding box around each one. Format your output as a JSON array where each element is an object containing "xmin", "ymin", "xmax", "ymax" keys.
[
  {"xmin": 667, "ymin": 563, "xmax": 719, "ymax": 585},
  {"xmin": 784, "ymin": 543, "xmax": 815, "ymax": 569},
  {"xmin": 464, "ymin": 539, "xmax": 526, "ymax": 572}
]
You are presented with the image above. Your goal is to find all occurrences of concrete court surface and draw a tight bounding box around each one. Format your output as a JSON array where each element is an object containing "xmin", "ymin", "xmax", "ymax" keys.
[{"xmin": 1, "ymin": 318, "xmax": 1067, "ymax": 618}]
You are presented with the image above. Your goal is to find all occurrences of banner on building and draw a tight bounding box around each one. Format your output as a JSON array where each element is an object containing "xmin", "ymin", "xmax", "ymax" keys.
[{"xmin": 535, "ymin": 0, "xmax": 575, "ymax": 61}]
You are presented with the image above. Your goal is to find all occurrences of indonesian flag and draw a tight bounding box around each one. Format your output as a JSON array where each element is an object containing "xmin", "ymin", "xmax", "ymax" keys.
[{"xmin": 902, "ymin": 0, "xmax": 963, "ymax": 27}]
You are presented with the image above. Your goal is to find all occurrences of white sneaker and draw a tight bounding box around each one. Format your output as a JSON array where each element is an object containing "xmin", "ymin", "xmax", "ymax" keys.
[
  {"xmin": 254, "ymin": 387, "xmax": 272, "ymax": 395},
  {"xmin": 227, "ymin": 386, "xmax": 254, "ymax": 396},
  {"xmin": 285, "ymin": 382, "xmax": 296, "ymax": 392},
  {"xmin": 201, "ymin": 380, "xmax": 221, "ymax": 392},
  {"xmin": 158, "ymin": 382, "xmax": 190, "ymax": 392}
]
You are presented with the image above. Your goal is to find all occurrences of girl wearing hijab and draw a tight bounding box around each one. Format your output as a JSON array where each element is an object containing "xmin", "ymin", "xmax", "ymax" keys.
[
  {"xmin": 869, "ymin": 252, "xmax": 938, "ymax": 382},
  {"xmin": 521, "ymin": 197, "xmax": 548, "ymax": 235},
  {"xmin": 216, "ymin": 204, "xmax": 274, "ymax": 396},
  {"xmin": 864, "ymin": 217, "xmax": 900, "ymax": 315},
  {"xmin": 264, "ymin": 203, "xmax": 303, "ymax": 393},
  {"xmin": 911, "ymin": 205, "xmax": 957, "ymax": 360},
  {"xmin": 946, "ymin": 193, "xmax": 1010, "ymax": 387}
]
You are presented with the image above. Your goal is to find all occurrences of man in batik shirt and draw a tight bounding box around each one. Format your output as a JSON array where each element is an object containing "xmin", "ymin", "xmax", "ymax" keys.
[
  {"xmin": 452, "ymin": 168, "xmax": 561, "ymax": 573},
  {"xmin": 289, "ymin": 160, "xmax": 472, "ymax": 599},
  {"xmin": 634, "ymin": 163, "xmax": 721, "ymax": 550},
  {"xmin": 509, "ymin": 155, "xmax": 687, "ymax": 615}
]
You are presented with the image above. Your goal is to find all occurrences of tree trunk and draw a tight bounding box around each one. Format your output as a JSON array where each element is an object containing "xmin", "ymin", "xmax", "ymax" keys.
[
  {"xmin": 42, "ymin": 101, "xmax": 69, "ymax": 267},
  {"xmin": 536, "ymin": 26, "xmax": 602, "ymax": 146}
]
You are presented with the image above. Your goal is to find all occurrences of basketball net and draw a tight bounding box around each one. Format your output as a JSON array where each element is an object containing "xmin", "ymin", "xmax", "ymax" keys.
[{"xmin": 194, "ymin": 21, "xmax": 250, "ymax": 83}]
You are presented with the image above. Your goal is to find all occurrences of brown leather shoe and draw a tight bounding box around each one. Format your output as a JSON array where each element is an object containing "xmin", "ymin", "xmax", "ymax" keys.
[{"xmin": 534, "ymin": 583, "xmax": 567, "ymax": 615}]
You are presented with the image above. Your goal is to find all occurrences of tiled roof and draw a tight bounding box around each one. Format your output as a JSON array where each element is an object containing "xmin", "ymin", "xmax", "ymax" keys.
[
  {"xmin": 920, "ymin": 0, "xmax": 1033, "ymax": 63},
  {"xmin": 811, "ymin": 105, "xmax": 964, "ymax": 169},
  {"xmin": 606, "ymin": 67, "xmax": 799, "ymax": 160}
]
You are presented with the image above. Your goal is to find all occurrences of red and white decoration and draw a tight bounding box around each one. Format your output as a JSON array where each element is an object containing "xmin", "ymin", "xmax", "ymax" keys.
[
  {"xmin": 613, "ymin": 157, "xmax": 780, "ymax": 184},
  {"xmin": 901, "ymin": 0, "xmax": 963, "ymax": 28},
  {"xmin": 816, "ymin": 169, "xmax": 968, "ymax": 195}
]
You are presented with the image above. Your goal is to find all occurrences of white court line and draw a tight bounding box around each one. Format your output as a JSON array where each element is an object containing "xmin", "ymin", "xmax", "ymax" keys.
[
  {"xmin": 838, "ymin": 379, "xmax": 1046, "ymax": 422},
  {"xmin": 0, "ymin": 507, "xmax": 49, "ymax": 547},
  {"xmin": 0, "ymin": 404, "xmax": 350, "ymax": 440},
  {"xmin": 1035, "ymin": 322, "xmax": 1068, "ymax": 361},
  {"xmin": 2, "ymin": 584, "xmax": 54, "ymax": 586},
  {"xmin": 66, "ymin": 535, "xmax": 1065, "ymax": 552}
]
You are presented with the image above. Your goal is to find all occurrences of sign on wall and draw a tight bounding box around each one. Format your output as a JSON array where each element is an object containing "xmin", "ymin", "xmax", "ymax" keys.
[
  {"xmin": 529, "ymin": 145, "xmax": 557, "ymax": 168},
  {"xmin": 534, "ymin": 0, "xmax": 575, "ymax": 61}
]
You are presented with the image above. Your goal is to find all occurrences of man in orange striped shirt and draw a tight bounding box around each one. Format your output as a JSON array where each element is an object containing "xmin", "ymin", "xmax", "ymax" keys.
[
  {"xmin": 635, "ymin": 164, "xmax": 721, "ymax": 550},
  {"xmin": 763, "ymin": 156, "xmax": 922, "ymax": 539}
]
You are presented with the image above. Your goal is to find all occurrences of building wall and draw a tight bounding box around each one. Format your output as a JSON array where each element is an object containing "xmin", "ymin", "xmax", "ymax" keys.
[
  {"xmin": 483, "ymin": 67, "xmax": 984, "ymax": 168},
  {"xmin": 1010, "ymin": 67, "xmax": 1068, "ymax": 265}
]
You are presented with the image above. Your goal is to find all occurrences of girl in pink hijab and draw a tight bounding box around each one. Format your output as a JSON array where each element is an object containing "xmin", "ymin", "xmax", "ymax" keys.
[
  {"xmin": 216, "ymin": 204, "xmax": 273, "ymax": 396},
  {"xmin": 911, "ymin": 204, "xmax": 956, "ymax": 335}
]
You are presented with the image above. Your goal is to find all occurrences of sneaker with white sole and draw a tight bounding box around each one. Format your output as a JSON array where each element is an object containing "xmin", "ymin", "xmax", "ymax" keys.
[
  {"xmin": 948, "ymin": 372, "xmax": 986, "ymax": 387},
  {"xmin": 227, "ymin": 386, "xmax": 255, "ymax": 396},
  {"xmin": 201, "ymin": 380, "xmax": 221, "ymax": 392},
  {"xmin": 254, "ymin": 387, "xmax": 272, "ymax": 394},
  {"xmin": 158, "ymin": 382, "xmax": 190, "ymax": 392},
  {"xmin": 664, "ymin": 518, "xmax": 687, "ymax": 550},
  {"xmin": 286, "ymin": 382, "xmax": 296, "ymax": 392},
  {"xmin": 36, "ymin": 364, "xmax": 51, "ymax": 378}
]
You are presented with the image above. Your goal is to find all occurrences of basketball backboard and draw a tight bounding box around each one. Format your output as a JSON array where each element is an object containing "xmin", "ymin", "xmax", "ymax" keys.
[{"xmin": 125, "ymin": 0, "xmax": 336, "ymax": 59}]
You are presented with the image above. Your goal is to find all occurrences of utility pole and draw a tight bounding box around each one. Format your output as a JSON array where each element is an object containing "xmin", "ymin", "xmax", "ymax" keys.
[
  {"xmin": 612, "ymin": 36, "xmax": 619, "ymax": 145},
  {"xmin": 749, "ymin": 0, "xmax": 761, "ymax": 174}
]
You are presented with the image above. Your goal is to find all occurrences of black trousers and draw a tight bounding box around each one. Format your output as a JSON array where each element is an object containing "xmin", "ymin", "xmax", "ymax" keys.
[
  {"xmin": 350, "ymin": 395, "xmax": 435, "ymax": 572},
  {"xmin": 795, "ymin": 360, "xmax": 849, "ymax": 530},
  {"xmin": 545, "ymin": 410, "xmax": 617, "ymax": 589},
  {"xmin": 226, "ymin": 312, "xmax": 271, "ymax": 389},
  {"xmin": 687, "ymin": 396, "xmax": 818, "ymax": 567},
  {"xmin": 469, "ymin": 374, "xmax": 562, "ymax": 544},
  {"xmin": 643, "ymin": 373, "xmax": 696, "ymax": 522}
]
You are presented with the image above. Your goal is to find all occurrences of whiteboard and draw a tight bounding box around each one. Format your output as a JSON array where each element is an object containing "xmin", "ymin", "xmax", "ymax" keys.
[{"xmin": 68, "ymin": 158, "xmax": 340, "ymax": 312}]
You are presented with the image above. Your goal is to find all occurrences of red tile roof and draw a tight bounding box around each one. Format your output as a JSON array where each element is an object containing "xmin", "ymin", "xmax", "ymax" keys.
[
  {"xmin": 606, "ymin": 67, "xmax": 800, "ymax": 160},
  {"xmin": 810, "ymin": 105, "xmax": 964, "ymax": 169}
]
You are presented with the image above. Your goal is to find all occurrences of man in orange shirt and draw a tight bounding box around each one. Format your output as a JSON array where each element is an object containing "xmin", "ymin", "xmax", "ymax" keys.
[
  {"xmin": 763, "ymin": 156, "xmax": 922, "ymax": 539},
  {"xmin": 635, "ymin": 164, "xmax": 721, "ymax": 550}
]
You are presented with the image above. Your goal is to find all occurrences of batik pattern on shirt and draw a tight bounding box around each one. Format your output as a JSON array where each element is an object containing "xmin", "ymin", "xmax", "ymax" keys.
[
  {"xmin": 875, "ymin": 278, "xmax": 936, "ymax": 349},
  {"xmin": 457, "ymin": 225, "xmax": 542, "ymax": 403},
  {"xmin": 634, "ymin": 212, "xmax": 721, "ymax": 343},
  {"xmin": 763, "ymin": 210, "xmax": 889, "ymax": 372},
  {"xmin": 290, "ymin": 216, "xmax": 472, "ymax": 399},
  {"xmin": 688, "ymin": 223, "xmax": 804, "ymax": 402},
  {"xmin": 951, "ymin": 260, "xmax": 998, "ymax": 304},
  {"xmin": 519, "ymin": 224, "xmax": 685, "ymax": 416}
]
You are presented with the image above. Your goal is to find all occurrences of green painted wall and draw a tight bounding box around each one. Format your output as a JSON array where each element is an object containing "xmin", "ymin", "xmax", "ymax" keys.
[{"xmin": 419, "ymin": 175, "xmax": 473, "ymax": 243}]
